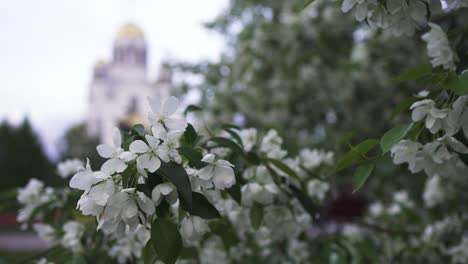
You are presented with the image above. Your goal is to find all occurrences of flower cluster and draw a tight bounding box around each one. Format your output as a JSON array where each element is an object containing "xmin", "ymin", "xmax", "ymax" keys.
[
  {"xmin": 341, "ymin": 0, "xmax": 427, "ymax": 36},
  {"xmin": 422, "ymin": 23, "xmax": 458, "ymax": 71},
  {"xmin": 17, "ymin": 178, "xmax": 55, "ymax": 227}
]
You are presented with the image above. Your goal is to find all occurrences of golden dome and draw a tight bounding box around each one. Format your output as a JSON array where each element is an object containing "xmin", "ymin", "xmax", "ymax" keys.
[
  {"xmin": 121, "ymin": 114, "xmax": 149, "ymax": 127},
  {"xmin": 116, "ymin": 22, "xmax": 145, "ymax": 40},
  {"xmin": 94, "ymin": 59, "xmax": 107, "ymax": 68}
]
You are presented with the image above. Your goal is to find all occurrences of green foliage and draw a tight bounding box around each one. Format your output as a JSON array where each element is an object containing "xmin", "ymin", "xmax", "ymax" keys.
[
  {"xmin": 250, "ymin": 203, "xmax": 264, "ymax": 228},
  {"xmin": 178, "ymin": 146, "xmax": 205, "ymax": 169},
  {"xmin": 209, "ymin": 137, "xmax": 245, "ymax": 158},
  {"xmin": 151, "ymin": 217, "xmax": 183, "ymax": 264},
  {"xmin": 183, "ymin": 192, "xmax": 221, "ymax": 219},
  {"xmin": 143, "ymin": 240, "xmax": 157, "ymax": 264},
  {"xmin": 380, "ymin": 123, "xmax": 414, "ymax": 154},
  {"xmin": 159, "ymin": 162, "xmax": 193, "ymax": 210},
  {"xmin": 352, "ymin": 163, "xmax": 375, "ymax": 192},
  {"xmin": 180, "ymin": 123, "xmax": 199, "ymax": 147},
  {"xmin": 444, "ymin": 71, "xmax": 468, "ymax": 95},
  {"xmin": 60, "ymin": 122, "xmax": 102, "ymax": 167},
  {"xmin": 394, "ymin": 64, "xmax": 432, "ymax": 81},
  {"xmin": 0, "ymin": 119, "xmax": 56, "ymax": 191},
  {"xmin": 336, "ymin": 139, "xmax": 379, "ymax": 172}
]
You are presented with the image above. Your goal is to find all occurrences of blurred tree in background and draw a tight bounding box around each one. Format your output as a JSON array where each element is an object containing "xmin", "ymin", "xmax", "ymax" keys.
[
  {"xmin": 59, "ymin": 123, "xmax": 103, "ymax": 168},
  {"xmin": 171, "ymin": 0, "xmax": 468, "ymax": 211},
  {"xmin": 173, "ymin": 0, "xmax": 430, "ymax": 152},
  {"xmin": 0, "ymin": 119, "xmax": 57, "ymax": 191}
]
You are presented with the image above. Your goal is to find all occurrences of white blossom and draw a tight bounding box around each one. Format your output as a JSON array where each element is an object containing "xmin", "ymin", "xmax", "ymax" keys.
[
  {"xmin": 33, "ymin": 223, "xmax": 56, "ymax": 245},
  {"xmin": 391, "ymin": 140, "xmax": 425, "ymax": 173},
  {"xmin": 77, "ymin": 180, "xmax": 116, "ymax": 216},
  {"xmin": 97, "ymin": 128, "xmax": 136, "ymax": 175},
  {"xmin": 198, "ymin": 154, "xmax": 236, "ymax": 190},
  {"xmin": 368, "ymin": 201, "xmax": 384, "ymax": 217},
  {"xmin": 300, "ymin": 149, "xmax": 333, "ymax": 170},
  {"xmin": 69, "ymin": 159, "xmax": 109, "ymax": 192},
  {"xmin": 147, "ymin": 96, "xmax": 187, "ymax": 133},
  {"xmin": 423, "ymin": 175, "xmax": 445, "ymax": 208},
  {"xmin": 152, "ymin": 125, "xmax": 183, "ymax": 163},
  {"xmin": 448, "ymin": 235, "xmax": 468, "ymax": 263},
  {"xmin": 410, "ymin": 99, "xmax": 449, "ymax": 134},
  {"xmin": 422, "ymin": 23, "xmax": 457, "ymax": 71},
  {"xmin": 17, "ymin": 179, "xmax": 54, "ymax": 224},
  {"xmin": 151, "ymin": 182, "xmax": 178, "ymax": 206},
  {"xmin": 129, "ymin": 134, "xmax": 169, "ymax": 173},
  {"xmin": 260, "ymin": 129, "xmax": 287, "ymax": 159},
  {"xmin": 393, "ymin": 190, "xmax": 413, "ymax": 208},
  {"xmin": 241, "ymin": 183, "xmax": 279, "ymax": 206},
  {"xmin": 61, "ymin": 221, "xmax": 85, "ymax": 253},
  {"xmin": 109, "ymin": 225, "xmax": 150, "ymax": 264},
  {"xmin": 179, "ymin": 216, "xmax": 210, "ymax": 243},
  {"xmin": 57, "ymin": 159, "xmax": 84, "ymax": 178},
  {"xmin": 307, "ymin": 179, "xmax": 330, "ymax": 201},
  {"xmin": 239, "ymin": 128, "xmax": 257, "ymax": 152}
]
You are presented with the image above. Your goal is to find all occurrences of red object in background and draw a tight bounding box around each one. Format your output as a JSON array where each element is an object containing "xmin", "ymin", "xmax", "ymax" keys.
[
  {"xmin": 323, "ymin": 183, "xmax": 368, "ymax": 220},
  {"xmin": 0, "ymin": 215, "xmax": 18, "ymax": 225}
]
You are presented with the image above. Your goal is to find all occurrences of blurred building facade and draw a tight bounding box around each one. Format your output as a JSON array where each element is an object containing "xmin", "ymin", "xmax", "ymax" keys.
[{"xmin": 87, "ymin": 22, "xmax": 171, "ymax": 144}]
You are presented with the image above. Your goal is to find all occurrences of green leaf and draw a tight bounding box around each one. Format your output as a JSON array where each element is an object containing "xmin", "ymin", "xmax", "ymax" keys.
[
  {"xmin": 268, "ymin": 158, "xmax": 300, "ymax": 180},
  {"xmin": 209, "ymin": 220, "xmax": 239, "ymax": 249},
  {"xmin": 222, "ymin": 127, "xmax": 244, "ymax": 147},
  {"xmin": 245, "ymin": 151, "xmax": 261, "ymax": 165},
  {"xmin": 221, "ymin": 123, "xmax": 241, "ymax": 130},
  {"xmin": 209, "ymin": 137, "xmax": 245, "ymax": 157},
  {"xmin": 151, "ymin": 217, "xmax": 183, "ymax": 264},
  {"xmin": 64, "ymin": 255, "xmax": 87, "ymax": 264},
  {"xmin": 352, "ymin": 163, "xmax": 375, "ymax": 192},
  {"xmin": 143, "ymin": 240, "xmax": 157, "ymax": 264},
  {"xmin": 121, "ymin": 162, "xmax": 138, "ymax": 188},
  {"xmin": 250, "ymin": 203, "xmax": 264, "ymax": 228},
  {"xmin": 289, "ymin": 184, "xmax": 318, "ymax": 220},
  {"xmin": 444, "ymin": 71, "xmax": 468, "ymax": 95},
  {"xmin": 179, "ymin": 247, "xmax": 199, "ymax": 261},
  {"xmin": 0, "ymin": 189, "xmax": 17, "ymax": 201},
  {"xmin": 225, "ymin": 184, "xmax": 241, "ymax": 204},
  {"xmin": 159, "ymin": 162, "xmax": 192, "ymax": 210},
  {"xmin": 336, "ymin": 131, "xmax": 355, "ymax": 148},
  {"xmin": 389, "ymin": 97, "xmax": 419, "ymax": 120},
  {"xmin": 178, "ymin": 146, "xmax": 205, "ymax": 169},
  {"xmin": 181, "ymin": 192, "xmax": 221, "ymax": 219},
  {"xmin": 394, "ymin": 64, "xmax": 432, "ymax": 81},
  {"xmin": 131, "ymin": 124, "xmax": 146, "ymax": 138},
  {"xmin": 380, "ymin": 123, "xmax": 414, "ymax": 154},
  {"xmin": 303, "ymin": 0, "xmax": 316, "ymax": 8},
  {"xmin": 336, "ymin": 139, "xmax": 379, "ymax": 172},
  {"xmin": 354, "ymin": 139, "xmax": 379, "ymax": 154},
  {"xmin": 181, "ymin": 124, "xmax": 198, "ymax": 147},
  {"xmin": 184, "ymin": 104, "xmax": 202, "ymax": 115}
]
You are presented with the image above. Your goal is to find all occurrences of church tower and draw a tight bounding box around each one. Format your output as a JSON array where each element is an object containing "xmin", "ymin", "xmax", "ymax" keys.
[{"xmin": 87, "ymin": 23, "xmax": 171, "ymax": 144}]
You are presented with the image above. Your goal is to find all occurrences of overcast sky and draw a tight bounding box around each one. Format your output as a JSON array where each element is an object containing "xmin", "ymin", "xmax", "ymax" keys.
[{"xmin": 0, "ymin": 0, "xmax": 227, "ymax": 158}]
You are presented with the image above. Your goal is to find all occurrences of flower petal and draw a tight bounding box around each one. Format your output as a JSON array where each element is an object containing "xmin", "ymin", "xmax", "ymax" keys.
[
  {"xmin": 112, "ymin": 128, "xmax": 122, "ymax": 148},
  {"xmin": 197, "ymin": 166, "xmax": 214, "ymax": 180},
  {"xmin": 101, "ymin": 158, "xmax": 127, "ymax": 174},
  {"xmin": 145, "ymin": 135, "xmax": 160, "ymax": 149},
  {"xmin": 148, "ymin": 96, "xmax": 162, "ymax": 113},
  {"xmin": 147, "ymin": 156, "xmax": 161, "ymax": 173},
  {"xmin": 163, "ymin": 96, "xmax": 179, "ymax": 115},
  {"xmin": 201, "ymin": 154, "xmax": 215, "ymax": 163},
  {"xmin": 165, "ymin": 118, "xmax": 187, "ymax": 132},
  {"xmin": 130, "ymin": 140, "xmax": 149, "ymax": 154},
  {"xmin": 96, "ymin": 144, "xmax": 114, "ymax": 158},
  {"xmin": 213, "ymin": 165, "xmax": 236, "ymax": 189}
]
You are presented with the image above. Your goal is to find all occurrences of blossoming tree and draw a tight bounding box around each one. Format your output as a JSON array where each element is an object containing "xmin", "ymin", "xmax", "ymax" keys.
[{"xmin": 7, "ymin": 0, "xmax": 468, "ymax": 263}]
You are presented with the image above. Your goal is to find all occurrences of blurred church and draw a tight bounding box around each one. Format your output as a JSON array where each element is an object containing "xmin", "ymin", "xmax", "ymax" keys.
[{"xmin": 87, "ymin": 23, "xmax": 171, "ymax": 144}]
